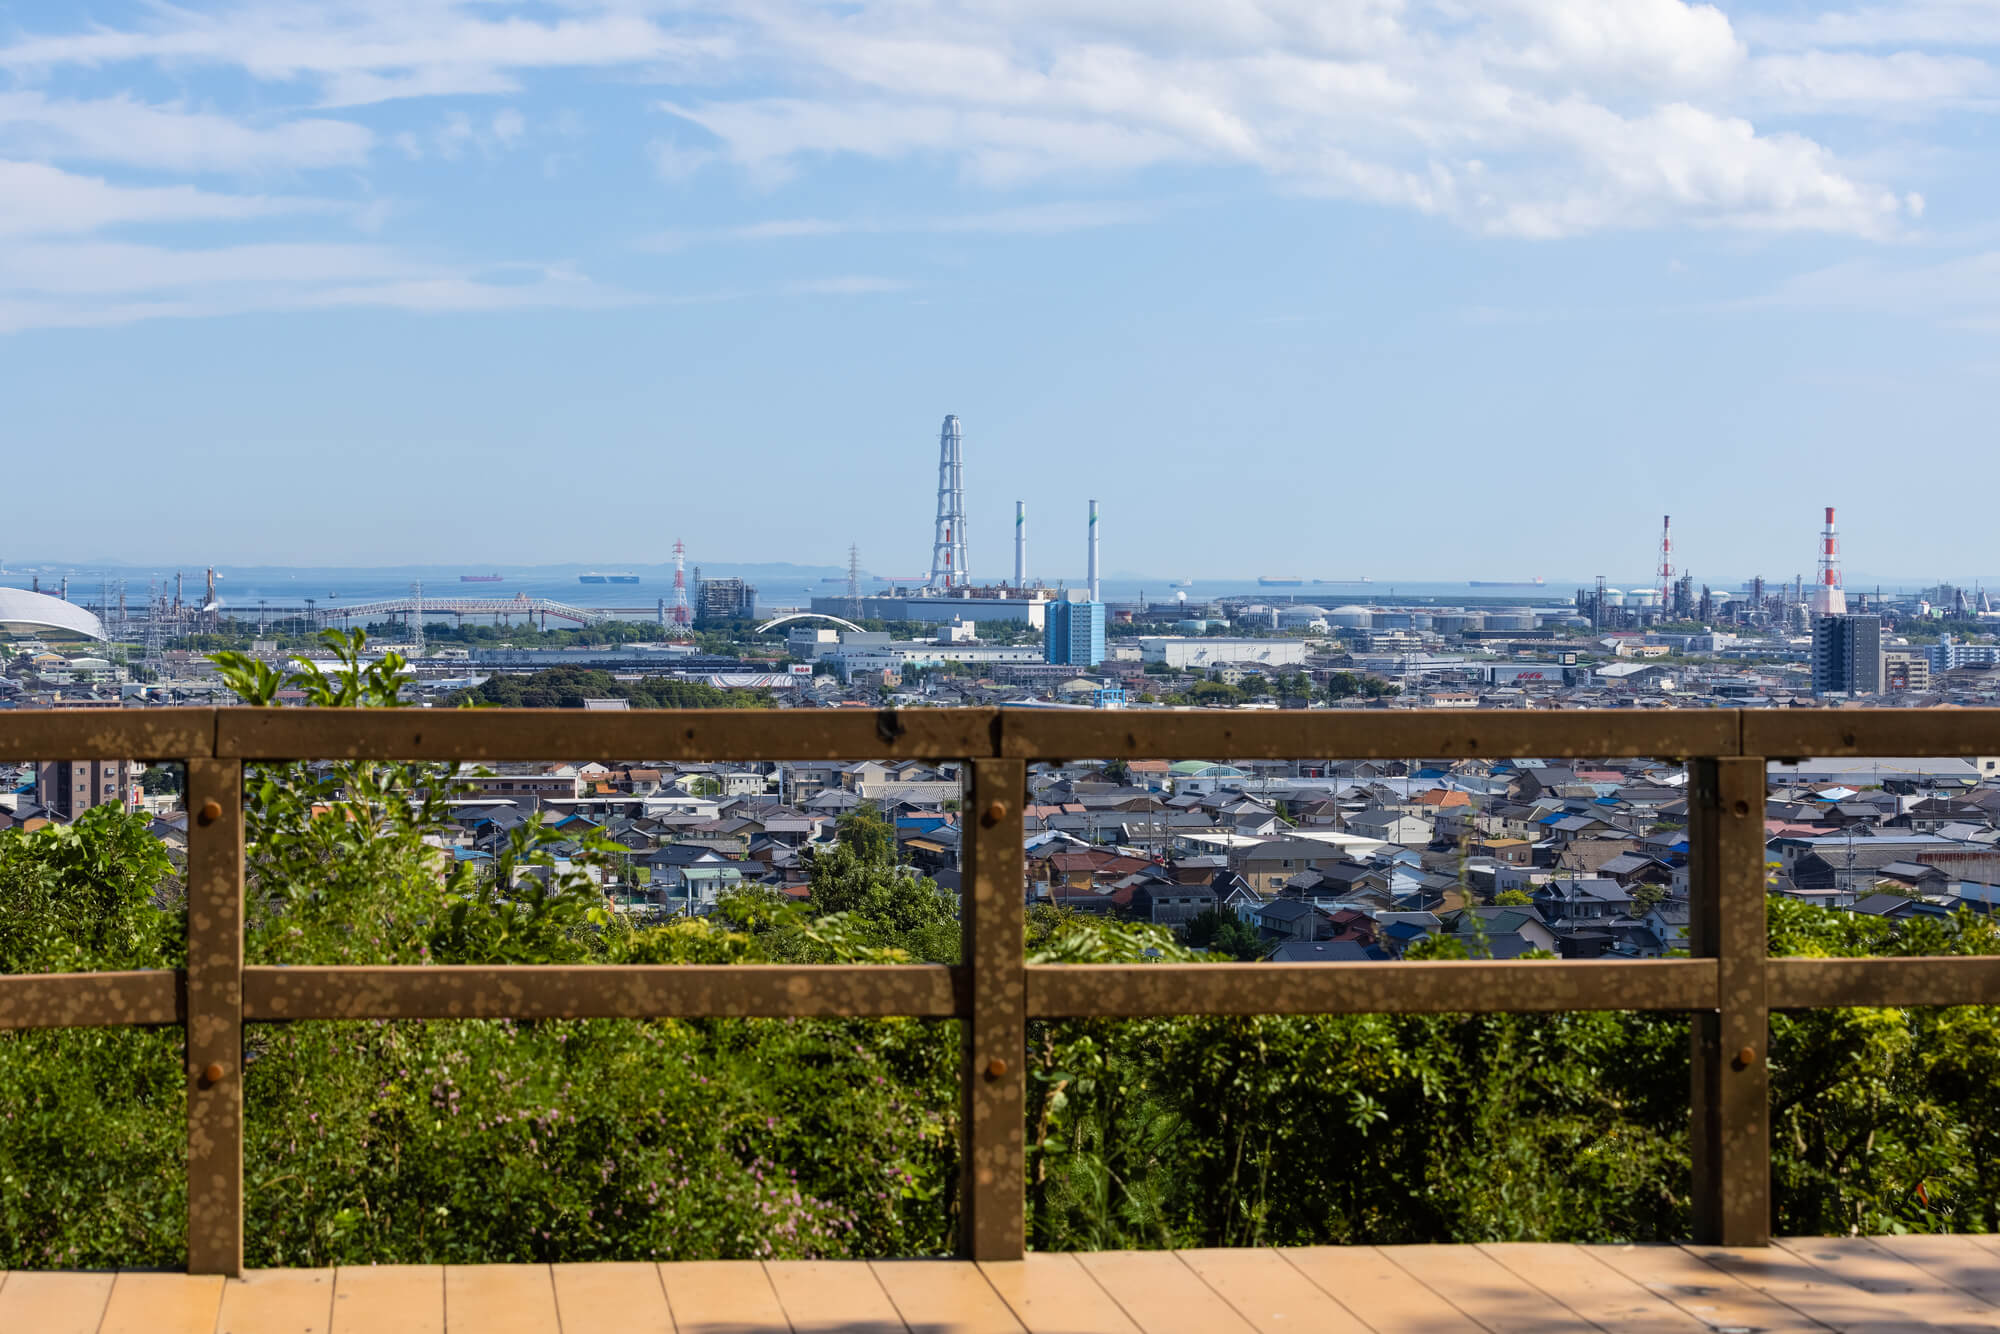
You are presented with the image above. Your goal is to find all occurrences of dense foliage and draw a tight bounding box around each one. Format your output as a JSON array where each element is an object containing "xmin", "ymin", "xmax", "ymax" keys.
[
  {"xmin": 450, "ymin": 666, "xmax": 768, "ymax": 709},
  {"xmin": 3, "ymin": 641, "xmax": 1997, "ymax": 1264}
]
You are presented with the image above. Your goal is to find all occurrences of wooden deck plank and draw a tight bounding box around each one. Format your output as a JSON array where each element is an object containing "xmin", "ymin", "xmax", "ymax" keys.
[
  {"xmin": 1379, "ymin": 1244, "xmax": 1604, "ymax": 1333},
  {"xmin": 100, "ymin": 1272, "xmax": 226, "ymax": 1334},
  {"xmin": 1280, "ymin": 1245, "xmax": 1485, "ymax": 1333},
  {"xmin": 977, "ymin": 1255, "xmax": 1141, "ymax": 1334},
  {"xmin": 1684, "ymin": 1243, "xmax": 1965, "ymax": 1332},
  {"xmin": 1477, "ymin": 1244, "xmax": 1714, "ymax": 1333},
  {"xmin": 1868, "ymin": 1235, "xmax": 2000, "ymax": 1307},
  {"xmin": 330, "ymin": 1265, "xmax": 443, "ymax": 1334},
  {"xmin": 1588, "ymin": 1243, "xmax": 1835, "ymax": 1332},
  {"xmin": 872, "ymin": 1260, "xmax": 1023, "ymax": 1333},
  {"xmin": 216, "ymin": 1268, "xmax": 335, "ymax": 1334},
  {"xmin": 767, "ymin": 1259, "xmax": 904, "ymax": 1333},
  {"xmin": 1072, "ymin": 1251, "xmax": 1258, "ymax": 1334},
  {"xmin": 552, "ymin": 1262, "xmax": 674, "ymax": 1334},
  {"xmin": 657, "ymin": 1259, "xmax": 788, "ymax": 1334},
  {"xmin": 0, "ymin": 1271, "xmax": 114, "ymax": 1334},
  {"xmin": 441, "ymin": 1265, "xmax": 560, "ymax": 1334},
  {"xmin": 1775, "ymin": 1238, "xmax": 2000, "ymax": 1328},
  {"xmin": 1176, "ymin": 1248, "xmax": 1370, "ymax": 1333}
]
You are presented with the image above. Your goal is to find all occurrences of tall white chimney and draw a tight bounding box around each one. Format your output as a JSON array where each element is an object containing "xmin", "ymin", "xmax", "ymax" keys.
[
  {"xmin": 1014, "ymin": 501, "xmax": 1026, "ymax": 589},
  {"xmin": 1087, "ymin": 499, "xmax": 1100, "ymax": 603}
]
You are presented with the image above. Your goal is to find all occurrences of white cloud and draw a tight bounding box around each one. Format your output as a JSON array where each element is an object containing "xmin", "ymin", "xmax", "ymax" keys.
[
  {"xmin": 0, "ymin": 92, "xmax": 372, "ymax": 171},
  {"xmin": 784, "ymin": 275, "xmax": 911, "ymax": 294},
  {"xmin": 643, "ymin": 200, "xmax": 1154, "ymax": 250},
  {"xmin": 645, "ymin": 0, "xmax": 1932, "ymax": 237},
  {"xmin": 0, "ymin": 4, "xmax": 728, "ymax": 107},
  {"xmin": 0, "ymin": 239, "xmax": 636, "ymax": 333},
  {"xmin": 0, "ymin": 160, "xmax": 324, "ymax": 238},
  {"xmin": 1759, "ymin": 252, "xmax": 2000, "ymax": 321}
]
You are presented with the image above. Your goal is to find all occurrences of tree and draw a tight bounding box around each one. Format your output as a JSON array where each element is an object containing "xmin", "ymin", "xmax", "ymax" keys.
[
  {"xmin": 1494, "ymin": 889, "xmax": 1534, "ymax": 907},
  {"xmin": 1182, "ymin": 907, "xmax": 1264, "ymax": 960},
  {"xmin": 804, "ymin": 806, "xmax": 956, "ymax": 960}
]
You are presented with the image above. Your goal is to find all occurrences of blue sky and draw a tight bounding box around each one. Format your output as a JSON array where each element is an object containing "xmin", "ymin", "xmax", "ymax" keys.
[{"xmin": 3, "ymin": 0, "xmax": 1997, "ymax": 584}]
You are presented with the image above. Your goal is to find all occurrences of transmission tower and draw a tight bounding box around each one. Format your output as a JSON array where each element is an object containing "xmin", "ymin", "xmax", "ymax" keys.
[
  {"xmin": 410, "ymin": 582, "xmax": 425, "ymax": 656},
  {"xmin": 847, "ymin": 544, "xmax": 861, "ymax": 600},
  {"xmin": 928, "ymin": 414, "xmax": 967, "ymax": 590}
]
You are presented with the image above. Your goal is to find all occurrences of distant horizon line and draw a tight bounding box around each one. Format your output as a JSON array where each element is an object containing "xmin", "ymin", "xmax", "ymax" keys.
[{"xmin": 3, "ymin": 560, "xmax": 1997, "ymax": 593}]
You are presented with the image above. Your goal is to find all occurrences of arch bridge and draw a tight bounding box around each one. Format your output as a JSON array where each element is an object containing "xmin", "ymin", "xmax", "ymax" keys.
[{"xmin": 755, "ymin": 611, "xmax": 864, "ymax": 635}]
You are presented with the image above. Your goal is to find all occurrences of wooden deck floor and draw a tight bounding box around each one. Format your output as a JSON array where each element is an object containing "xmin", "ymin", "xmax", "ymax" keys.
[{"xmin": 3, "ymin": 1238, "xmax": 1998, "ymax": 1332}]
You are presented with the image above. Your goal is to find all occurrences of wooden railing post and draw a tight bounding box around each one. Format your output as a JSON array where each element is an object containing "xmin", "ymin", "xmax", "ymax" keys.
[
  {"xmin": 960, "ymin": 758, "xmax": 1026, "ymax": 1260},
  {"xmin": 185, "ymin": 757, "xmax": 245, "ymax": 1275},
  {"xmin": 1687, "ymin": 755, "xmax": 1770, "ymax": 1246}
]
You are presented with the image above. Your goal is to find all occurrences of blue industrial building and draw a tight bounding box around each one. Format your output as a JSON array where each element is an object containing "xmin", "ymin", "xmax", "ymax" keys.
[{"xmin": 1045, "ymin": 597, "xmax": 1107, "ymax": 667}]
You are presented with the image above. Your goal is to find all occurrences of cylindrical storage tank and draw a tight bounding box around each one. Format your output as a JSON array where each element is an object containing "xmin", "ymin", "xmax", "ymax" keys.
[
  {"xmin": 1431, "ymin": 612, "xmax": 1480, "ymax": 635},
  {"xmin": 1602, "ymin": 588, "xmax": 1627, "ymax": 607},
  {"xmin": 1374, "ymin": 611, "xmax": 1412, "ymax": 630},
  {"xmin": 1277, "ymin": 604, "xmax": 1327, "ymax": 630},
  {"xmin": 1326, "ymin": 605, "xmax": 1373, "ymax": 629},
  {"xmin": 1484, "ymin": 607, "xmax": 1535, "ymax": 631},
  {"xmin": 1629, "ymin": 589, "xmax": 1662, "ymax": 610}
]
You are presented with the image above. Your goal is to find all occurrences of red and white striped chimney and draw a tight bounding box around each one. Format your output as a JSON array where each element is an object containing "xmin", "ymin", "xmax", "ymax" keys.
[{"xmin": 1811, "ymin": 505, "xmax": 1846, "ymax": 616}]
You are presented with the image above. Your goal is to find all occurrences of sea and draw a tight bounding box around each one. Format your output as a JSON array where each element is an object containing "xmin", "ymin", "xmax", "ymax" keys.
[{"xmin": 1, "ymin": 561, "xmax": 1599, "ymax": 617}]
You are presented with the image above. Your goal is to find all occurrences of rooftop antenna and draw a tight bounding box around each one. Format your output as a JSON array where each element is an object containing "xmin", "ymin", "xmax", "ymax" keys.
[{"xmin": 928, "ymin": 414, "xmax": 967, "ymax": 591}]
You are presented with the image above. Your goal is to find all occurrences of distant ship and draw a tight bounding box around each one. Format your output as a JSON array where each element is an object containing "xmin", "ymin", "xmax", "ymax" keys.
[
  {"xmin": 579, "ymin": 572, "xmax": 639, "ymax": 584},
  {"xmin": 820, "ymin": 576, "xmax": 850, "ymax": 584},
  {"xmin": 1313, "ymin": 577, "xmax": 1374, "ymax": 585},
  {"xmin": 1258, "ymin": 576, "xmax": 1304, "ymax": 587},
  {"xmin": 1469, "ymin": 578, "xmax": 1546, "ymax": 588},
  {"xmin": 1171, "ymin": 579, "xmax": 1194, "ymax": 588},
  {"xmin": 461, "ymin": 573, "xmax": 503, "ymax": 583}
]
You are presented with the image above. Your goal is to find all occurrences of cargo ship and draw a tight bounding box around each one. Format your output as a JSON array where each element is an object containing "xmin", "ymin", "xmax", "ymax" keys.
[
  {"xmin": 1258, "ymin": 576, "xmax": 1304, "ymax": 587},
  {"xmin": 1313, "ymin": 577, "xmax": 1373, "ymax": 585},
  {"xmin": 1468, "ymin": 578, "xmax": 1546, "ymax": 588},
  {"xmin": 578, "ymin": 572, "xmax": 640, "ymax": 585},
  {"xmin": 460, "ymin": 573, "xmax": 503, "ymax": 583}
]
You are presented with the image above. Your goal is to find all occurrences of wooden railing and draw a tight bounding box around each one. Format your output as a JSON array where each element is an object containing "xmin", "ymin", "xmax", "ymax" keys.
[{"xmin": 3, "ymin": 706, "xmax": 1999, "ymax": 1274}]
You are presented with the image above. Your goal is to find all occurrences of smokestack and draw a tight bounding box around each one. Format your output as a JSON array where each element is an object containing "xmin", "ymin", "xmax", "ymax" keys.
[
  {"xmin": 1812, "ymin": 505, "xmax": 1846, "ymax": 616},
  {"xmin": 1087, "ymin": 499, "xmax": 1100, "ymax": 603},
  {"xmin": 1015, "ymin": 501, "xmax": 1027, "ymax": 590}
]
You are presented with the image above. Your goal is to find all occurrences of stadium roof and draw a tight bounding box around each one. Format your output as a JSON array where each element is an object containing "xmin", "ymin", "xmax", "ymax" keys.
[{"xmin": 0, "ymin": 587, "xmax": 107, "ymax": 640}]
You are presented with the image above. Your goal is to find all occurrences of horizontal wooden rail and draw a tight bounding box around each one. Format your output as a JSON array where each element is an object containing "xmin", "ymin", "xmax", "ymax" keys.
[
  {"xmin": 0, "ymin": 707, "xmax": 215, "ymax": 761},
  {"xmin": 217, "ymin": 707, "xmax": 999, "ymax": 762},
  {"xmin": 1000, "ymin": 709, "xmax": 1746, "ymax": 761},
  {"xmin": 1026, "ymin": 959, "xmax": 1718, "ymax": 1017},
  {"xmin": 0, "ymin": 970, "xmax": 183, "ymax": 1029},
  {"xmin": 16, "ymin": 956, "xmax": 1998, "ymax": 1032},
  {"xmin": 5, "ymin": 706, "xmax": 2000, "ymax": 761},
  {"xmin": 242, "ymin": 964, "xmax": 967, "ymax": 1020},
  {"xmin": 1767, "ymin": 956, "xmax": 2000, "ymax": 1009}
]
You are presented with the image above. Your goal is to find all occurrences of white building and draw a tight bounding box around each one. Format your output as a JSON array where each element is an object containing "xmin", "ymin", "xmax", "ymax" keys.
[{"xmin": 1139, "ymin": 637, "xmax": 1308, "ymax": 669}]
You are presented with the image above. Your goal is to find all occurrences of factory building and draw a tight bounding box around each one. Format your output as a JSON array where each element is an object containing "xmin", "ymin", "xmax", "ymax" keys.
[
  {"xmin": 694, "ymin": 577, "xmax": 757, "ymax": 625},
  {"xmin": 813, "ymin": 588, "xmax": 1053, "ymax": 629}
]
